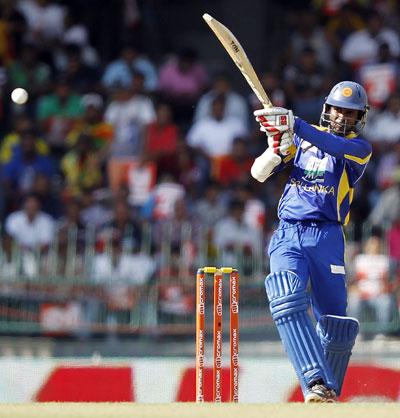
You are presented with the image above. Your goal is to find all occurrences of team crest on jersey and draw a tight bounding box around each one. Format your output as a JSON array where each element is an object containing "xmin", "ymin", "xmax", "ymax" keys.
[{"xmin": 303, "ymin": 155, "xmax": 328, "ymax": 183}]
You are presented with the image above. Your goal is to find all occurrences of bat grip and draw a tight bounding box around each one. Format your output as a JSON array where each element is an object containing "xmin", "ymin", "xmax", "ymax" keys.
[{"xmin": 272, "ymin": 133, "xmax": 282, "ymax": 155}]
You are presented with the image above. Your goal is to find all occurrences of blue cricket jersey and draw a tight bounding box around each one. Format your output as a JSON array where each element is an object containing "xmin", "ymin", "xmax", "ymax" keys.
[{"xmin": 272, "ymin": 118, "xmax": 372, "ymax": 225}]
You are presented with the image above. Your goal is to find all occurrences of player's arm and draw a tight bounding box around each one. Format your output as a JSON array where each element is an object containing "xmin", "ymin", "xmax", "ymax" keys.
[
  {"xmin": 294, "ymin": 118, "xmax": 372, "ymax": 165},
  {"xmin": 250, "ymin": 144, "xmax": 295, "ymax": 182}
]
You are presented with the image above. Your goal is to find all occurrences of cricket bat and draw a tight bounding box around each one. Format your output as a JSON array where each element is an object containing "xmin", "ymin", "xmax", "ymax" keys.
[{"xmin": 202, "ymin": 13, "xmax": 273, "ymax": 108}]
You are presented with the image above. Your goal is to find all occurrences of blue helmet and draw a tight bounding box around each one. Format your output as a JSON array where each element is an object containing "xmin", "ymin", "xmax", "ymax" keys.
[{"xmin": 320, "ymin": 81, "xmax": 369, "ymax": 135}]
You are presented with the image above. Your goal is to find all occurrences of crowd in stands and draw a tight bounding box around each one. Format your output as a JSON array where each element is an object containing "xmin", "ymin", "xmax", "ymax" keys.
[{"xmin": 0, "ymin": 0, "xmax": 399, "ymax": 336}]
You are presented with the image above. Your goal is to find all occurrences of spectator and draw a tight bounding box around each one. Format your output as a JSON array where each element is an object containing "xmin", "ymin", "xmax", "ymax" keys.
[
  {"xmin": 375, "ymin": 142, "xmax": 400, "ymax": 190},
  {"xmin": 0, "ymin": 235, "xmax": 17, "ymax": 279},
  {"xmin": 56, "ymin": 198, "xmax": 85, "ymax": 249},
  {"xmin": 193, "ymin": 181, "xmax": 227, "ymax": 230},
  {"xmin": 1, "ymin": 125, "xmax": 56, "ymax": 200},
  {"xmin": 368, "ymin": 167, "xmax": 400, "ymax": 227},
  {"xmin": 142, "ymin": 174, "xmax": 185, "ymax": 221},
  {"xmin": 348, "ymin": 171, "xmax": 376, "ymax": 242},
  {"xmin": 348, "ymin": 233, "xmax": 396, "ymax": 339},
  {"xmin": 17, "ymin": 0, "xmax": 66, "ymax": 46},
  {"xmin": 289, "ymin": 9, "xmax": 333, "ymax": 69},
  {"xmin": 5, "ymin": 193, "xmax": 55, "ymax": 250},
  {"xmin": 187, "ymin": 95, "xmax": 248, "ymax": 160},
  {"xmin": 99, "ymin": 200, "xmax": 142, "ymax": 252},
  {"xmin": 213, "ymin": 199, "xmax": 263, "ymax": 272},
  {"xmin": 80, "ymin": 189, "xmax": 113, "ymax": 231},
  {"xmin": 155, "ymin": 197, "xmax": 200, "ymax": 246},
  {"xmin": 153, "ymin": 198, "xmax": 200, "ymax": 277},
  {"xmin": 91, "ymin": 229, "xmax": 156, "ymax": 326},
  {"xmin": 59, "ymin": 43, "xmax": 100, "ymax": 93},
  {"xmin": 156, "ymin": 136, "xmax": 207, "ymax": 196},
  {"xmin": 102, "ymin": 43, "xmax": 158, "ymax": 93},
  {"xmin": 387, "ymin": 220, "xmax": 400, "ymax": 318},
  {"xmin": 387, "ymin": 216, "xmax": 400, "ymax": 269},
  {"xmin": 143, "ymin": 102, "xmax": 179, "ymax": 160},
  {"xmin": 194, "ymin": 72, "xmax": 248, "ymax": 127},
  {"xmin": 325, "ymin": 4, "xmax": 365, "ymax": 57},
  {"xmin": 31, "ymin": 173, "xmax": 63, "ymax": 219},
  {"xmin": 212, "ymin": 136, "xmax": 253, "ymax": 187},
  {"xmin": 7, "ymin": 42, "xmax": 51, "ymax": 99},
  {"xmin": 283, "ymin": 46, "xmax": 328, "ymax": 122},
  {"xmin": 0, "ymin": 0, "xmax": 27, "ymax": 65},
  {"xmin": 67, "ymin": 93, "xmax": 114, "ymax": 162},
  {"xmin": 55, "ymin": 198, "xmax": 86, "ymax": 276},
  {"xmin": 158, "ymin": 281, "xmax": 194, "ymax": 323},
  {"xmin": 60, "ymin": 9, "xmax": 99, "ymax": 67},
  {"xmin": 61, "ymin": 133, "xmax": 102, "ymax": 197},
  {"xmin": 358, "ymin": 42, "xmax": 400, "ymax": 109},
  {"xmin": 158, "ymin": 47, "xmax": 208, "ymax": 124},
  {"xmin": 365, "ymin": 93, "xmax": 400, "ymax": 146},
  {"xmin": 0, "ymin": 59, "xmax": 7, "ymax": 134},
  {"xmin": 234, "ymin": 181, "xmax": 266, "ymax": 233},
  {"xmin": 104, "ymin": 72, "xmax": 156, "ymax": 159},
  {"xmin": 92, "ymin": 230, "xmax": 155, "ymax": 285},
  {"xmin": 0, "ymin": 116, "xmax": 48, "ymax": 164},
  {"xmin": 340, "ymin": 11, "xmax": 400, "ymax": 70},
  {"xmin": 125, "ymin": 159, "xmax": 157, "ymax": 209},
  {"xmin": 193, "ymin": 181, "xmax": 227, "ymax": 264},
  {"xmin": 37, "ymin": 76, "xmax": 84, "ymax": 153}
]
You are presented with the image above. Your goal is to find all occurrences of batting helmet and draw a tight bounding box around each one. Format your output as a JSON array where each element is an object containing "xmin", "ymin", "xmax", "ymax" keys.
[{"xmin": 320, "ymin": 81, "xmax": 369, "ymax": 135}]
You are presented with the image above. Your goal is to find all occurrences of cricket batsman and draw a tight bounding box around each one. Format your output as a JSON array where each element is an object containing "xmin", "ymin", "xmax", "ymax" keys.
[{"xmin": 251, "ymin": 81, "xmax": 371, "ymax": 402}]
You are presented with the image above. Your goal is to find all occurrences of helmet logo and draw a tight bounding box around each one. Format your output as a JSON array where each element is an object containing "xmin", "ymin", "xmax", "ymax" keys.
[{"xmin": 342, "ymin": 87, "xmax": 353, "ymax": 97}]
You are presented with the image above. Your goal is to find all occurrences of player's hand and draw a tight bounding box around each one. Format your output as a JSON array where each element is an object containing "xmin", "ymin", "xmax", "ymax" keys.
[
  {"xmin": 254, "ymin": 107, "xmax": 295, "ymax": 133},
  {"xmin": 254, "ymin": 107, "xmax": 295, "ymax": 156},
  {"xmin": 267, "ymin": 131, "xmax": 293, "ymax": 156}
]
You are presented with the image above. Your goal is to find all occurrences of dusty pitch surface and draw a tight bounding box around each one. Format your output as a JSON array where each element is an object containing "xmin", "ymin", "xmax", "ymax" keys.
[{"xmin": 0, "ymin": 403, "xmax": 398, "ymax": 418}]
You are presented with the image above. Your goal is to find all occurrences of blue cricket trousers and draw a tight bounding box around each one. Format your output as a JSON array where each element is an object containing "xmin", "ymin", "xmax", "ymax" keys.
[{"xmin": 268, "ymin": 219, "xmax": 347, "ymax": 321}]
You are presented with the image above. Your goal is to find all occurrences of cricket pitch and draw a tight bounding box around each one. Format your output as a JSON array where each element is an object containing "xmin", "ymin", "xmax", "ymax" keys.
[{"xmin": 0, "ymin": 402, "xmax": 398, "ymax": 418}]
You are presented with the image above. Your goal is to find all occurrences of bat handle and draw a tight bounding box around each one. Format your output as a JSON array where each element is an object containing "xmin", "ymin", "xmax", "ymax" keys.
[{"xmin": 273, "ymin": 132, "xmax": 282, "ymax": 155}]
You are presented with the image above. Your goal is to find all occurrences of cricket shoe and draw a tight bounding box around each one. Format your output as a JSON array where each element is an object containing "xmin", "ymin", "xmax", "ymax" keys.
[{"xmin": 305, "ymin": 383, "xmax": 337, "ymax": 403}]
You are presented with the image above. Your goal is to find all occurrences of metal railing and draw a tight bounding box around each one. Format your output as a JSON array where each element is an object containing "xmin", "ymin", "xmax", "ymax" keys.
[{"xmin": 0, "ymin": 221, "xmax": 398, "ymax": 338}]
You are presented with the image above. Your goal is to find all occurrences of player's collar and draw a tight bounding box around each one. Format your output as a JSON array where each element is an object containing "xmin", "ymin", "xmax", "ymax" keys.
[{"xmin": 313, "ymin": 124, "xmax": 357, "ymax": 139}]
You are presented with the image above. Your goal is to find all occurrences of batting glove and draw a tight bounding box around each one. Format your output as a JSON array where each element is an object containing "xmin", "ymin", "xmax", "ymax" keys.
[
  {"xmin": 254, "ymin": 107, "xmax": 295, "ymax": 156},
  {"xmin": 266, "ymin": 131, "xmax": 293, "ymax": 156}
]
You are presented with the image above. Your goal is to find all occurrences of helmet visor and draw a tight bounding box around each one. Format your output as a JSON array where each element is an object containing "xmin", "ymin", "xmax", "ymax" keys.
[{"xmin": 320, "ymin": 104, "xmax": 364, "ymax": 135}]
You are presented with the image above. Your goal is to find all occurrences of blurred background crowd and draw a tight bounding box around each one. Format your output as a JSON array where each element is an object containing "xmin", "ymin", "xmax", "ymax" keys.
[{"xmin": 0, "ymin": 0, "xmax": 399, "ymax": 343}]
